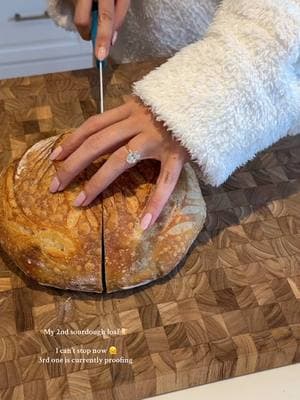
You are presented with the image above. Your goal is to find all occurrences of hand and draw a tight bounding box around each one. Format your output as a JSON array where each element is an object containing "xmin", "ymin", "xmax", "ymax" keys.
[
  {"xmin": 48, "ymin": 96, "xmax": 191, "ymax": 230},
  {"xmin": 73, "ymin": 0, "xmax": 131, "ymax": 60}
]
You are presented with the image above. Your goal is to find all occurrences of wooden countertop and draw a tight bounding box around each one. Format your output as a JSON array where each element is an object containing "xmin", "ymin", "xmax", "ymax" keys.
[{"xmin": 0, "ymin": 61, "xmax": 299, "ymax": 400}]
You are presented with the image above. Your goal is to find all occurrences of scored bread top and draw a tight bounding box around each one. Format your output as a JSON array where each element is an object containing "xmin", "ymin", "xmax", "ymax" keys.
[
  {"xmin": 0, "ymin": 134, "xmax": 103, "ymax": 292},
  {"xmin": 0, "ymin": 132, "xmax": 206, "ymax": 293}
]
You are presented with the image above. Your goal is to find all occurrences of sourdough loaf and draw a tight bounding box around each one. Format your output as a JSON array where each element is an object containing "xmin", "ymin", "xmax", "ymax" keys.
[{"xmin": 0, "ymin": 132, "xmax": 206, "ymax": 293}]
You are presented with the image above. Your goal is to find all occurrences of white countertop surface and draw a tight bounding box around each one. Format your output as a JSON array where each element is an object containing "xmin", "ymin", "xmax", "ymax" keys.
[{"xmin": 151, "ymin": 363, "xmax": 300, "ymax": 400}]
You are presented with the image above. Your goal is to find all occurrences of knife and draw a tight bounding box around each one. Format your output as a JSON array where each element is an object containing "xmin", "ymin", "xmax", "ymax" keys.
[
  {"xmin": 91, "ymin": 9, "xmax": 105, "ymax": 114},
  {"xmin": 98, "ymin": 58, "xmax": 104, "ymax": 114}
]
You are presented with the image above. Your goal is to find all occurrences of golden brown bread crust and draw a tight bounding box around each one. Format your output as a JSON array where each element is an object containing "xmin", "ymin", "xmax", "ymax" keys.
[
  {"xmin": 0, "ymin": 134, "xmax": 103, "ymax": 292},
  {"xmin": 0, "ymin": 132, "xmax": 206, "ymax": 293},
  {"xmin": 103, "ymin": 159, "xmax": 206, "ymax": 292}
]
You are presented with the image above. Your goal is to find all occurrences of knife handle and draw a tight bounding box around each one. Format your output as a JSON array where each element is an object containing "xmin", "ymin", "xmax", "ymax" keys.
[{"xmin": 91, "ymin": 9, "xmax": 108, "ymax": 70}]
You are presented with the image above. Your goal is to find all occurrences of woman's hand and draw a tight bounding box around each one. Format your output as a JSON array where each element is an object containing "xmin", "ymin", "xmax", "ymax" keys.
[
  {"xmin": 73, "ymin": 0, "xmax": 131, "ymax": 60},
  {"xmin": 48, "ymin": 96, "xmax": 191, "ymax": 230}
]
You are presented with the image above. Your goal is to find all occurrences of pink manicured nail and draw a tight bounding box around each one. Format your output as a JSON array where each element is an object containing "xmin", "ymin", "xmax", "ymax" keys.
[
  {"xmin": 49, "ymin": 146, "xmax": 62, "ymax": 161},
  {"xmin": 49, "ymin": 176, "xmax": 61, "ymax": 193},
  {"xmin": 111, "ymin": 31, "xmax": 118, "ymax": 46},
  {"xmin": 73, "ymin": 191, "xmax": 87, "ymax": 207},
  {"xmin": 140, "ymin": 213, "xmax": 152, "ymax": 230},
  {"xmin": 97, "ymin": 46, "xmax": 106, "ymax": 61}
]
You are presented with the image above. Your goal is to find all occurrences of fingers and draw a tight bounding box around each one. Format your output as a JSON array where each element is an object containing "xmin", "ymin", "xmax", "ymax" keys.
[
  {"xmin": 73, "ymin": 140, "xmax": 146, "ymax": 207},
  {"xmin": 49, "ymin": 103, "xmax": 131, "ymax": 161},
  {"xmin": 140, "ymin": 155, "xmax": 184, "ymax": 230},
  {"xmin": 73, "ymin": 0, "xmax": 130, "ymax": 55},
  {"xmin": 49, "ymin": 117, "xmax": 141, "ymax": 193},
  {"xmin": 72, "ymin": 133, "xmax": 149, "ymax": 206},
  {"xmin": 74, "ymin": 0, "xmax": 93, "ymax": 40},
  {"xmin": 96, "ymin": 0, "xmax": 115, "ymax": 60}
]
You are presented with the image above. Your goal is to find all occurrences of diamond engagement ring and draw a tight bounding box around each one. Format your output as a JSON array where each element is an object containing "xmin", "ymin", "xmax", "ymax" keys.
[{"xmin": 125, "ymin": 144, "xmax": 142, "ymax": 165}]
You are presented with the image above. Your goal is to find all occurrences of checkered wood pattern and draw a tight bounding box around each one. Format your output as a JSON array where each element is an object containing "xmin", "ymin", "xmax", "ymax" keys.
[{"xmin": 0, "ymin": 60, "xmax": 299, "ymax": 400}]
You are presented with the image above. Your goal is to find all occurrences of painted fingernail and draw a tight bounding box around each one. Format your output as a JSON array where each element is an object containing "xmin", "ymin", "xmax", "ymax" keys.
[
  {"xmin": 49, "ymin": 176, "xmax": 61, "ymax": 193},
  {"xmin": 97, "ymin": 46, "xmax": 106, "ymax": 61},
  {"xmin": 73, "ymin": 191, "xmax": 87, "ymax": 207},
  {"xmin": 140, "ymin": 213, "xmax": 152, "ymax": 230},
  {"xmin": 49, "ymin": 146, "xmax": 62, "ymax": 161},
  {"xmin": 111, "ymin": 31, "xmax": 118, "ymax": 46}
]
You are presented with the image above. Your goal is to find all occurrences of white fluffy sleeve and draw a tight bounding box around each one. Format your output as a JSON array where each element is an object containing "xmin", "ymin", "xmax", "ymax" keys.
[{"xmin": 133, "ymin": 0, "xmax": 300, "ymax": 186}]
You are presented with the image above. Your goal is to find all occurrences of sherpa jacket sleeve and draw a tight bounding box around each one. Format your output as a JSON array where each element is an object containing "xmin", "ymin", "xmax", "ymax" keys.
[{"xmin": 133, "ymin": 0, "xmax": 300, "ymax": 186}]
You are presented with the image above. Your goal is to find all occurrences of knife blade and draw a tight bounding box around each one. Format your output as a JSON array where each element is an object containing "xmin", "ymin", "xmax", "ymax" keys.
[
  {"xmin": 99, "ymin": 60, "xmax": 104, "ymax": 114},
  {"xmin": 91, "ymin": 9, "xmax": 105, "ymax": 114}
]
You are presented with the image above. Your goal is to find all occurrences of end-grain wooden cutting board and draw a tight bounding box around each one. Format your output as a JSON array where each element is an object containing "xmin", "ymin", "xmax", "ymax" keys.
[{"xmin": 0, "ymin": 60, "xmax": 299, "ymax": 400}]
